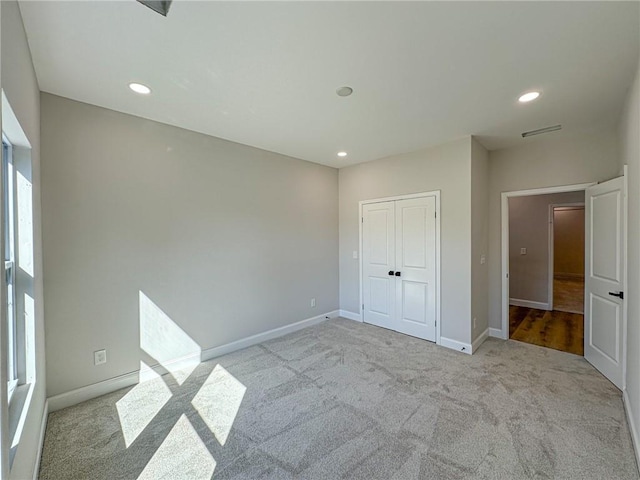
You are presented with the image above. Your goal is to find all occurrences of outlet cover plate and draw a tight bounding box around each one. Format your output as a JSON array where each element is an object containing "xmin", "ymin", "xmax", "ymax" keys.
[{"xmin": 94, "ymin": 349, "xmax": 107, "ymax": 365}]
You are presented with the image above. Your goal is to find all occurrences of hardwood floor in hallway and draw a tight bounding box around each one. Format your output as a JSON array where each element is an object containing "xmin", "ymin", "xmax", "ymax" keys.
[
  {"xmin": 553, "ymin": 275, "xmax": 584, "ymax": 314},
  {"xmin": 509, "ymin": 305, "xmax": 584, "ymax": 356}
]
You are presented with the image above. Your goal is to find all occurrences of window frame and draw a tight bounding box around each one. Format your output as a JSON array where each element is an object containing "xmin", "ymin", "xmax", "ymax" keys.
[{"xmin": 2, "ymin": 137, "xmax": 18, "ymax": 404}]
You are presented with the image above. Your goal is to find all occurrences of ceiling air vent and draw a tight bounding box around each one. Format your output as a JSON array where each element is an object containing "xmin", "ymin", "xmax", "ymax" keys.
[
  {"xmin": 521, "ymin": 124, "xmax": 562, "ymax": 138},
  {"xmin": 137, "ymin": 0, "xmax": 172, "ymax": 17}
]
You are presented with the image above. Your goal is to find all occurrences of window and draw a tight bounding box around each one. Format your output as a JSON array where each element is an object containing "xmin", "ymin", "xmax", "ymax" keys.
[
  {"xmin": 1, "ymin": 93, "xmax": 36, "ymax": 470},
  {"xmin": 2, "ymin": 138, "xmax": 17, "ymax": 403}
]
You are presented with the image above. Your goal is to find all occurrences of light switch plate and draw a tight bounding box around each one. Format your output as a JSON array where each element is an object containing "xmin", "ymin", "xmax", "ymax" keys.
[{"xmin": 520, "ymin": 247, "xmax": 527, "ymax": 255}]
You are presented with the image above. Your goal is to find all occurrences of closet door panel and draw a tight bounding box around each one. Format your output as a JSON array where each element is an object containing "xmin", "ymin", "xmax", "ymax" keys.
[
  {"xmin": 362, "ymin": 202, "xmax": 396, "ymax": 330},
  {"xmin": 394, "ymin": 197, "xmax": 436, "ymax": 341}
]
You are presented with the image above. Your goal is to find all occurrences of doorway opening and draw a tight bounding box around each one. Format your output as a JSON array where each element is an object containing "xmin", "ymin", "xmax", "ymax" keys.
[
  {"xmin": 501, "ymin": 176, "xmax": 627, "ymax": 388},
  {"xmin": 551, "ymin": 204, "xmax": 585, "ymax": 315},
  {"xmin": 502, "ymin": 186, "xmax": 590, "ymax": 356}
]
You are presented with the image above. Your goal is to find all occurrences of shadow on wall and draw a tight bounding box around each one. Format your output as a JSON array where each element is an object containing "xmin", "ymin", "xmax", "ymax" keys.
[{"xmin": 112, "ymin": 291, "xmax": 247, "ymax": 478}]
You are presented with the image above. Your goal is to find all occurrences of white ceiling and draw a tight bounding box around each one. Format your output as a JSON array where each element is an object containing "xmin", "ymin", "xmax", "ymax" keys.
[{"xmin": 19, "ymin": 1, "xmax": 640, "ymax": 168}]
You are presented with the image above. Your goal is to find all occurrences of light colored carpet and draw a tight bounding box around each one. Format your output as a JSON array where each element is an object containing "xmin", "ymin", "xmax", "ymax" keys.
[{"xmin": 39, "ymin": 318, "xmax": 638, "ymax": 479}]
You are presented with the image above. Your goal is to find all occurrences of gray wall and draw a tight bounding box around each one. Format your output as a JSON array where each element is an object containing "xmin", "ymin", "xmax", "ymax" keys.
[
  {"xmin": 508, "ymin": 191, "xmax": 584, "ymax": 306},
  {"xmin": 553, "ymin": 207, "xmax": 585, "ymax": 277},
  {"xmin": 471, "ymin": 138, "xmax": 489, "ymax": 340},
  {"xmin": 339, "ymin": 137, "xmax": 473, "ymax": 344},
  {"xmin": 41, "ymin": 94, "xmax": 338, "ymax": 397},
  {"xmin": 488, "ymin": 131, "xmax": 620, "ymax": 331},
  {"xmin": 620, "ymin": 55, "xmax": 640, "ymax": 460},
  {"xmin": 1, "ymin": 2, "xmax": 47, "ymax": 478}
]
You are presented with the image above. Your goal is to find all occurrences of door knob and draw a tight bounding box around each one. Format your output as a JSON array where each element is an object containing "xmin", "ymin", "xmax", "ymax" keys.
[
  {"xmin": 395, "ymin": 271, "xmax": 401, "ymax": 277},
  {"xmin": 609, "ymin": 291, "xmax": 624, "ymax": 299},
  {"xmin": 388, "ymin": 270, "xmax": 395, "ymax": 276}
]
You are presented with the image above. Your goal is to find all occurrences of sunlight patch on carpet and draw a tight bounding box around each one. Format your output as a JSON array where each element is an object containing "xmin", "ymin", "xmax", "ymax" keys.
[
  {"xmin": 116, "ymin": 361, "xmax": 173, "ymax": 447},
  {"xmin": 191, "ymin": 364, "xmax": 246, "ymax": 446},
  {"xmin": 137, "ymin": 414, "xmax": 216, "ymax": 480}
]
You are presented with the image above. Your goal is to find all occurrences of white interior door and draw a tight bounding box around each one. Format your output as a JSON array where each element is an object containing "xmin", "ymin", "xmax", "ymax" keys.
[
  {"xmin": 362, "ymin": 201, "xmax": 396, "ymax": 330},
  {"xmin": 585, "ymin": 176, "xmax": 625, "ymax": 389},
  {"xmin": 394, "ymin": 197, "xmax": 436, "ymax": 341}
]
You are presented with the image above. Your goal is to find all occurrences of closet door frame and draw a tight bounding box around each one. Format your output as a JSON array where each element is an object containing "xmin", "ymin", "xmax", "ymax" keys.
[{"xmin": 358, "ymin": 191, "xmax": 441, "ymax": 345}]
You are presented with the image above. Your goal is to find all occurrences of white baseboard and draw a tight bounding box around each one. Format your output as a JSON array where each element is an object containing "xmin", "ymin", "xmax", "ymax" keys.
[
  {"xmin": 48, "ymin": 310, "xmax": 339, "ymax": 412},
  {"xmin": 48, "ymin": 371, "xmax": 140, "ymax": 412},
  {"xmin": 339, "ymin": 310, "xmax": 362, "ymax": 322},
  {"xmin": 509, "ymin": 298, "xmax": 551, "ymax": 310},
  {"xmin": 471, "ymin": 328, "xmax": 489, "ymax": 353},
  {"xmin": 623, "ymin": 389, "xmax": 640, "ymax": 469},
  {"xmin": 489, "ymin": 327, "xmax": 506, "ymax": 339},
  {"xmin": 439, "ymin": 336, "xmax": 472, "ymax": 355},
  {"xmin": 33, "ymin": 400, "xmax": 49, "ymax": 480},
  {"xmin": 199, "ymin": 310, "xmax": 339, "ymax": 362}
]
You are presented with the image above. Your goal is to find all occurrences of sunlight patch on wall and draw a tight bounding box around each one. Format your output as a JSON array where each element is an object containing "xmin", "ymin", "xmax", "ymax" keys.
[
  {"xmin": 137, "ymin": 414, "xmax": 216, "ymax": 480},
  {"xmin": 139, "ymin": 291, "xmax": 201, "ymax": 385},
  {"xmin": 191, "ymin": 364, "xmax": 246, "ymax": 446},
  {"xmin": 116, "ymin": 361, "xmax": 173, "ymax": 448}
]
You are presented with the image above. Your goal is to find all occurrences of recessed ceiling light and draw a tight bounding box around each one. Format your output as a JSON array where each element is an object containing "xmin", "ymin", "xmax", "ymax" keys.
[
  {"xmin": 337, "ymin": 151, "xmax": 348, "ymax": 157},
  {"xmin": 129, "ymin": 82, "xmax": 152, "ymax": 95},
  {"xmin": 336, "ymin": 86, "xmax": 353, "ymax": 97},
  {"xmin": 518, "ymin": 91, "xmax": 540, "ymax": 103}
]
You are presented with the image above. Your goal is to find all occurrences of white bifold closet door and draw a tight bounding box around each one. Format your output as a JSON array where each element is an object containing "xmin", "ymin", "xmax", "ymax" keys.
[{"xmin": 362, "ymin": 196, "xmax": 437, "ymax": 342}]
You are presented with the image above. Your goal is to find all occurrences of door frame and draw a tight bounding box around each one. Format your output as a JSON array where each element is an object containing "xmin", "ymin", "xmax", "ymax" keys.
[
  {"xmin": 500, "ymin": 183, "xmax": 594, "ymax": 340},
  {"xmin": 359, "ymin": 190, "xmax": 441, "ymax": 345},
  {"xmin": 548, "ymin": 202, "xmax": 585, "ymax": 312}
]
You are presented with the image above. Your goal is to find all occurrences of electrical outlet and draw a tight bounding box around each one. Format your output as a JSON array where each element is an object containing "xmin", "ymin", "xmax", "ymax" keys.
[
  {"xmin": 520, "ymin": 247, "xmax": 527, "ymax": 255},
  {"xmin": 94, "ymin": 349, "xmax": 107, "ymax": 366},
  {"xmin": 473, "ymin": 317, "xmax": 477, "ymax": 329},
  {"xmin": 311, "ymin": 298, "xmax": 316, "ymax": 308},
  {"xmin": 352, "ymin": 251, "xmax": 358, "ymax": 259}
]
